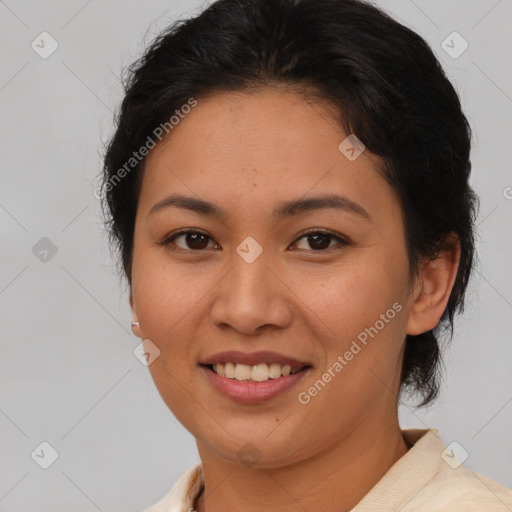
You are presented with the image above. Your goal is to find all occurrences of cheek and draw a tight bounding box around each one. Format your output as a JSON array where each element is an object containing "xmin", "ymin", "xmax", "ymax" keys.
[
  {"xmin": 291, "ymin": 256, "xmax": 405, "ymax": 344},
  {"xmin": 132, "ymin": 260, "xmax": 208, "ymax": 430},
  {"xmin": 132, "ymin": 246, "xmax": 201, "ymax": 340},
  {"xmin": 292, "ymin": 252, "xmax": 409, "ymax": 393},
  {"xmin": 131, "ymin": 253, "xmax": 207, "ymax": 408}
]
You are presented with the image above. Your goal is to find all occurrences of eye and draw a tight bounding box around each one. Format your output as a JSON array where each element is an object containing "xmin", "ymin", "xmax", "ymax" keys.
[
  {"xmin": 159, "ymin": 230, "xmax": 219, "ymax": 252},
  {"xmin": 158, "ymin": 228, "xmax": 349, "ymax": 253},
  {"xmin": 290, "ymin": 229, "xmax": 349, "ymax": 252}
]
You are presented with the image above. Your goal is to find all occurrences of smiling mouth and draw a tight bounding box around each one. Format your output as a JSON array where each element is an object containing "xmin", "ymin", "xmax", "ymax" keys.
[{"xmin": 201, "ymin": 362, "xmax": 311, "ymax": 382}]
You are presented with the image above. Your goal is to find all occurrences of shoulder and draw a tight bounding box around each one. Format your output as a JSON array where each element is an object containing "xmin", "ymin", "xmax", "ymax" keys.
[
  {"xmin": 142, "ymin": 463, "xmax": 203, "ymax": 512},
  {"xmin": 349, "ymin": 429, "xmax": 511, "ymax": 512},
  {"xmin": 405, "ymin": 462, "xmax": 512, "ymax": 511}
]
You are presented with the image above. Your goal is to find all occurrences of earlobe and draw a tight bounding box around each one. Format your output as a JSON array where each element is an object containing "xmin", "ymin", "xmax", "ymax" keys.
[
  {"xmin": 129, "ymin": 289, "xmax": 142, "ymax": 338},
  {"xmin": 406, "ymin": 238, "xmax": 461, "ymax": 336}
]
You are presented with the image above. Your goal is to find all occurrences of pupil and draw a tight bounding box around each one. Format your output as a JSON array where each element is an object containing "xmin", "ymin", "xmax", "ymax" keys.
[
  {"xmin": 309, "ymin": 234, "xmax": 330, "ymax": 250},
  {"xmin": 188, "ymin": 233, "xmax": 207, "ymax": 249}
]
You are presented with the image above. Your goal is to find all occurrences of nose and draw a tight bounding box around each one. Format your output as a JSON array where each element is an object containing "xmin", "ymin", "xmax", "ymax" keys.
[{"xmin": 210, "ymin": 250, "xmax": 293, "ymax": 336}]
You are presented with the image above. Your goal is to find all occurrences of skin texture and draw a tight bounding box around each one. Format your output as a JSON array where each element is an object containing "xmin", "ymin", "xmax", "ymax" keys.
[{"xmin": 129, "ymin": 87, "xmax": 460, "ymax": 512}]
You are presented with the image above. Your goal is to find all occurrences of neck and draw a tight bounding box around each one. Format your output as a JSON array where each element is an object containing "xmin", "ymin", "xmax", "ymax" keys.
[{"xmin": 194, "ymin": 419, "xmax": 409, "ymax": 512}]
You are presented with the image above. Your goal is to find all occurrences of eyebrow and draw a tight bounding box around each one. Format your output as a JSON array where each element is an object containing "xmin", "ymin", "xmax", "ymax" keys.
[{"xmin": 148, "ymin": 193, "xmax": 371, "ymax": 221}]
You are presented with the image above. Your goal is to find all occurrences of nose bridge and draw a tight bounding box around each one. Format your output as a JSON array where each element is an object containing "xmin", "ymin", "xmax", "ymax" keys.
[{"xmin": 227, "ymin": 238, "xmax": 274, "ymax": 304}]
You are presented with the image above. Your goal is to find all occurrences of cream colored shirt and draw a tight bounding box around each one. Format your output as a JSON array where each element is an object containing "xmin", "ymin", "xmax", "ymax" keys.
[{"xmin": 143, "ymin": 429, "xmax": 512, "ymax": 511}]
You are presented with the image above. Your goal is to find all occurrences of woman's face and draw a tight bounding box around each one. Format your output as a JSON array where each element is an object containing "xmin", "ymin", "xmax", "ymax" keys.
[{"xmin": 130, "ymin": 88, "xmax": 417, "ymax": 467}]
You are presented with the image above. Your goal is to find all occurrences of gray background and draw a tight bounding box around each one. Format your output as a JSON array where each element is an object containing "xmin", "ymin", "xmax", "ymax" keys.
[{"xmin": 1, "ymin": 0, "xmax": 511, "ymax": 510}]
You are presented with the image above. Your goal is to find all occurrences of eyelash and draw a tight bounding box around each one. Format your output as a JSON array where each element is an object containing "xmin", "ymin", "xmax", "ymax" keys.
[{"xmin": 158, "ymin": 228, "xmax": 350, "ymax": 254}]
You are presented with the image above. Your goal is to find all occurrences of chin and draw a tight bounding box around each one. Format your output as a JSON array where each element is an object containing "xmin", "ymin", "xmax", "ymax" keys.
[{"xmin": 197, "ymin": 427, "xmax": 313, "ymax": 469}]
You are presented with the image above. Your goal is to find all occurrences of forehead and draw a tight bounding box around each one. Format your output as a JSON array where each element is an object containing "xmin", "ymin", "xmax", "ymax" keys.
[
  {"xmin": 152, "ymin": 88, "xmax": 343, "ymax": 165},
  {"xmin": 138, "ymin": 89, "xmax": 400, "ymax": 222}
]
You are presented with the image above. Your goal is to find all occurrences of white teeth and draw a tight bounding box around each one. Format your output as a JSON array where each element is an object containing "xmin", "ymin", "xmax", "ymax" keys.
[
  {"xmin": 251, "ymin": 363, "xmax": 268, "ymax": 382},
  {"xmin": 224, "ymin": 362, "xmax": 236, "ymax": 379},
  {"xmin": 211, "ymin": 362, "xmax": 303, "ymax": 381},
  {"xmin": 234, "ymin": 364, "xmax": 252, "ymax": 380},
  {"xmin": 268, "ymin": 363, "xmax": 282, "ymax": 378},
  {"xmin": 214, "ymin": 363, "xmax": 225, "ymax": 377}
]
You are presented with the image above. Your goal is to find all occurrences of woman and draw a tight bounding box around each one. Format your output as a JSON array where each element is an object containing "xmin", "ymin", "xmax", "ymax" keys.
[{"xmin": 100, "ymin": 0, "xmax": 512, "ymax": 510}]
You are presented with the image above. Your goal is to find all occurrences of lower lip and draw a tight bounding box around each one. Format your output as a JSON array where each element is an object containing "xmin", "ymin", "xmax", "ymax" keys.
[{"xmin": 200, "ymin": 365, "xmax": 311, "ymax": 404}]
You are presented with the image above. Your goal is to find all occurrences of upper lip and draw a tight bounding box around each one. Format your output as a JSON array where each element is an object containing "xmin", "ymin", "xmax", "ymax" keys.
[{"xmin": 200, "ymin": 350, "xmax": 312, "ymax": 369}]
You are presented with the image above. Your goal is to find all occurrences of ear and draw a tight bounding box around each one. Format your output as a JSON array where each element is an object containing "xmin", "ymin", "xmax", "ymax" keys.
[
  {"xmin": 129, "ymin": 288, "xmax": 142, "ymax": 338},
  {"xmin": 406, "ymin": 236, "xmax": 461, "ymax": 336}
]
